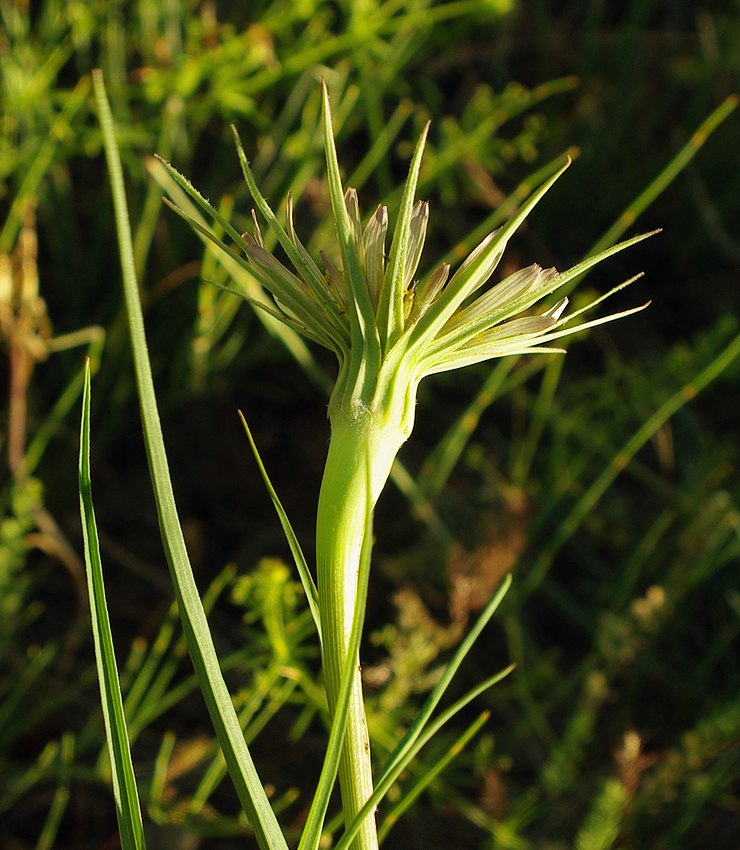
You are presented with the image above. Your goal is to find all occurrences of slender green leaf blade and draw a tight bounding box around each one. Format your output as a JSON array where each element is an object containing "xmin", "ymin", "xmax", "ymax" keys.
[
  {"xmin": 589, "ymin": 94, "xmax": 739, "ymax": 259},
  {"xmin": 78, "ymin": 360, "xmax": 146, "ymax": 850},
  {"xmin": 377, "ymin": 121, "xmax": 429, "ymax": 345},
  {"xmin": 409, "ymin": 160, "xmax": 571, "ymax": 352},
  {"xmin": 331, "ymin": 576, "xmax": 513, "ymax": 850},
  {"xmin": 238, "ymin": 411, "xmax": 321, "ymax": 639},
  {"xmin": 320, "ymin": 80, "xmax": 380, "ymax": 355},
  {"xmin": 377, "ymin": 711, "xmax": 490, "ymax": 843},
  {"xmin": 335, "ymin": 665, "xmax": 514, "ymax": 850},
  {"xmin": 377, "ymin": 574, "xmax": 511, "ymax": 785},
  {"xmin": 92, "ymin": 68, "xmax": 288, "ymax": 850}
]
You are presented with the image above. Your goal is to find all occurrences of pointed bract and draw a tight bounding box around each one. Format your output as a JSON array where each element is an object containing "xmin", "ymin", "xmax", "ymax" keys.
[{"xmin": 167, "ymin": 87, "xmax": 652, "ymax": 400}]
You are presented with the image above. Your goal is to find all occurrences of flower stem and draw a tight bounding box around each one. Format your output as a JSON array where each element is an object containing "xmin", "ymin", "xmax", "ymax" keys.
[{"xmin": 316, "ymin": 403, "xmax": 408, "ymax": 850}]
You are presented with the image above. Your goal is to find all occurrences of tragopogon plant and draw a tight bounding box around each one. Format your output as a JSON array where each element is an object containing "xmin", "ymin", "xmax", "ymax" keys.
[{"xmin": 158, "ymin": 80, "xmax": 651, "ymax": 850}]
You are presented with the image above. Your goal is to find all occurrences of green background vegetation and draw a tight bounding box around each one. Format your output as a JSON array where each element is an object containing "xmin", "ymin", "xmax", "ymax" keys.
[{"xmin": 1, "ymin": 1, "xmax": 738, "ymax": 848}]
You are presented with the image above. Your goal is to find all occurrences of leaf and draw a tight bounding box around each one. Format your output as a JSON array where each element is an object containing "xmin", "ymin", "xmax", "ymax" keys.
[
  {"xmin": 93, "ymin": 68, "xmax": 288, "ymax": 850},
  {"xmin": 78, "ymin": 359, "xmax": 146, "ymax": 850},
  {"xmin": 333, "ymin": 575, "xmax": 514, "ymax": 850},
  {"xmin": 238, "ymin": 411, "xmax": 322, "ymax": 640}
]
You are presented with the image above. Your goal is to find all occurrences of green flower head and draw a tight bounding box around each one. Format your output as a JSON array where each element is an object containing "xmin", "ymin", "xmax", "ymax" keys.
[{"xmin": 162, "ymin": 81, "xmax": 651, "ymax": 436}]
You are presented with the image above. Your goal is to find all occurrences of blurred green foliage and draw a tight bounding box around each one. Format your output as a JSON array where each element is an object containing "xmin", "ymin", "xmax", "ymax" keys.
[{"xmin": 1, "ymin": 0, "xmax": 738, "ymax": 848}]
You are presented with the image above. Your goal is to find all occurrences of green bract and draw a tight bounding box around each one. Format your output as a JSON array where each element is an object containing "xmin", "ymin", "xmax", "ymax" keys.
[
  {"xmin": 163, "ymin": 82, "xmax": 652, "ymax": 434},
  {"xmin": 242, "ymin": 83, "xmax": 650, "ymax": 405}
]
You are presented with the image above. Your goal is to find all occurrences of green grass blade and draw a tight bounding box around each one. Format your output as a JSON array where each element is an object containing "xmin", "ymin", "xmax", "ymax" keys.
[
  {"xmin": 78, "ymin": 360, "xmax": 146, "ymax": 850},
  {"xmin": 377, "ymin": 573, "xmax": 511, "ymax": 784},
  {"xmin": 377, "ymin": 711, "xmax": 490, "ymax": 843},
  {"xmin": 383, "ymin": 575, "xmax": 511, "ymax": 773},
  {"xmin": 589, "ymin": 94, "xmax": 739, "ymax": 257},
  {"xmin": 34, "ymin": 732, "xmax": 74, "ymax": 850},
  {"xmin": 92, "ymin": 68, "xmax": 288, "ymax": 850},
  {"xmin": 0, "ymin": 76, "xmax": 90, "ymax": 253},
  {"xmin": 522, "ymin": 325, "xmax": 740, "ymax": 598},
  {"xmin": 238, "ymin": 411, "xmax": 321, "ymax": 640},
  {"xmin": 556, "ymin": 95, "xmax": 739, "ymax": 300},
  {"xmin": 331, "ymin": 577, "xmax": 513, "ymax": 850},
  {"xmin": 335, "ymin": 665, "xmax": 514, "ymax": 850}
]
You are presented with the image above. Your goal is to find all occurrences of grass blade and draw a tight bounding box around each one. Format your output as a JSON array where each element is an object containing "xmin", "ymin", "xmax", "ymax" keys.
[
  {"xmin": 522, "ymin": 325, "xmax": 740, "ymax": 598},
  {"xmin": 92, "ymin": 68, "xmax": 288, "ymax": 850},
  {"xmin": 330, "ymin": 576, "xmax": 513, "ymax": 850},
  {"xmin": 238, "ymin": 411, "xmax": 321, "ymax": 640},
  {"xmin": 78, "ymin": 360, "xmax": 146, "ymax": 850},
  {"xmin": 377, "ymin": 711, "xmax": 490, "ymax": 843},
  {"xmin": 590, "ymin": 95, "xmax": 739, "ymax": 257},
  {"xmin": 335, "ymin": 665, "xmax": 514, "ymax": 850},
  {"xmin": 34, "ymin": 732, "xmax": 75, "ymax": 850},
  {"xmin": 376, "ymin": 574, "xmax": 511, "ymax": 786}
]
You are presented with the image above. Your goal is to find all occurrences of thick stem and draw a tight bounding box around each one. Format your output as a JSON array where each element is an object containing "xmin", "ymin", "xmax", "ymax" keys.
[{"xmin": 316, "ymin": 407, "xmax": 407, "ymax": 850}]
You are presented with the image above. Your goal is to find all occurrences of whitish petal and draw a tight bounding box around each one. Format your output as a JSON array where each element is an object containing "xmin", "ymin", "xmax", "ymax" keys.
[
  {"xmin": 479, "ymin": 314, "xmax": 556, "ymax": 341},
  {"xmin": 286, "ymin": 192, "xmax": 325, "ymax": 284},
  {"xmin": 320, "ymin": 250, "xmax": 349, "ymax": 312},
  {"xmin": 443, "ymin": 264, "xmax": 557, "ymax": 334},
  {"xmin": 242, "ymin": 233, "xmax": 344, "ymax": 350},
  {"xmin": 345, "ymin": 187, "xmax": 364, "ymax": 263},
  {"xmin": 403, "ymin": 200, "xmax": 429, "ymax": 290},
  {"xmin": 408, "ymin": 262, "xmax": 450, "ymax": 323},
  {"xmin": 529, "ymin": 300, "xmax": 651, "ymax": 344},
  {"xmin": 244, "ymin": 209, "xmax": 264, "ymax": 247},
  {"xmin": 363, "ymin": 205, "xmax": 387, "ymax": 310},
  {"xmin": 542, "ymin": 296, "xmax": 568, "ymax": 320},
  {"xmin": 422, "ymin": 314, "xmax": 556, "ymax": 366},
  {"xmin": 406, "ymin": 162, "xmax": 573, "ymax": 351},
  {"xmin": 422, "ymin": 345, "xmax": 565, "ymax": 376}
]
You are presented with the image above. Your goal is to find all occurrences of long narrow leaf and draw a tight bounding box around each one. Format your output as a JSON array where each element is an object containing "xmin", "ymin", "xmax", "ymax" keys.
[
  {"xmin": 377, "ymin": 711, "xmax": 490, "ymax": 843},
  {"xmin": 589, "ymin": 94, "xmax": 739, "ymax": 259},
  {"xmin": 147, "ymin": 157, "xmax": 331, "ymax": 390},
  {"xmin": 522, "ymin": 325, "xmax": 740, "ymax": 598},
  {"xmin": 238, "ymin": 412, "xmax": 321, "ymax": 639},
  {"xmin": 376, "ymin": 118, "xmax": 430, "ymax": 345},
  {"xmin": 92, "ymin": 69, "xmax": 288, "ymax": 850},
  {"xmin": 78, "ymin": 360, "xmax": 146, "ymax": 850},
  {"xmin": 331, "ymin": 577, "xmax": 514, "ymax": 850},
  {"xmin": 408, "ymin": 161, "xmax": 571, "ymax": 351},
  {"xmin": 160, "ymin": 198, "xmax": 339, "ymax": 351},
  {"xmin": 335, "ymin": 665, "xmax": 514, "ymax": 850},
  {"xmin": 320, "ymin": 79, "xmax": 378, "ymax": 345},
  {"xmin": 377, "ymin": 574, "xmax": 512, "ymax": 787},
  {"xmin": 230, "ymin": 126, "xmax": 349, "ymax": 341}
]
